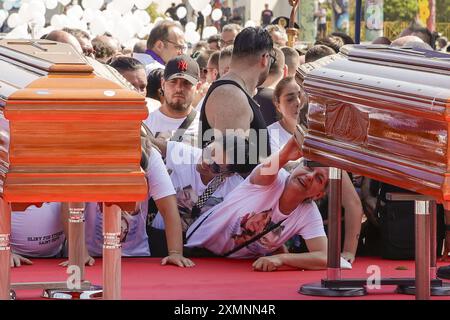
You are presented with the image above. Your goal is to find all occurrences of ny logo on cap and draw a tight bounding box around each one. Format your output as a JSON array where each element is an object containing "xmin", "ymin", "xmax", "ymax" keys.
[{"xmin": 177, "ymin": 60, "xmax": 188, "ymax": 72}]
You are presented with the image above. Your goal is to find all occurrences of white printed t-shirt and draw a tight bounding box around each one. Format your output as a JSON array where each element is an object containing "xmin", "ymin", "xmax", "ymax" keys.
[
  {"xmin": 152, "ymin": 141, "xmax": 244, "ymax": 231},
  {"xmin": 11, "ymin": 202, "xmax": 64, "ymax": 257},
  {"xmin": 267, "ymin": 121, "xmax": 291, "ymax": 152},
  {"xmin": 133, "ymin": 52, "xmax": 165, "ymax": 75},
  {"xmin": 84, "ymin": 147, "xmax": 175, "ymax": 257},
  {"xmin": 186, "ymin": 168, "xmax": 325, "ymax": 258},
  {"xmin": 144, "ymin": 108, "xmax": 199, "ymax": 146}
]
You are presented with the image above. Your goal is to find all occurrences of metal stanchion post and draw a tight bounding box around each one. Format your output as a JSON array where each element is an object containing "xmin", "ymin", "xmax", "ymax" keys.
[
  {"xmin": 300, "ymin": 166, "xmax": 366, "ymax": 297},
  {"xmin": 415, "ymin": 200, "xmax": 431, "ymax": 300}
]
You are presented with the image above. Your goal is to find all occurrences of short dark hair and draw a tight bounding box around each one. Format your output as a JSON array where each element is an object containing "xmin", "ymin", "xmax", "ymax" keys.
[
  {"xmin": 208, "ymin": 51, "xmax": 221, "ymax": 69},
  {"xmin": 232, "ymin": 27, "xmax": 273, "ymax": 59},
  {"xmin": 192, "ymin": 49, "xmax": 213, "ymax": 70},
  {"xmin": 222, "ymin": 23, "xmax": 242, "ymax": 34},
  {"xmin": 315, "ymin": 36, "xmax": 344, "ymax": 53},
  {"xmin": 268, "ymin": 47, "xmax": 285, "ymax": 76},
  {"xmin": 305, "ymin": 45, "xmax": 335, "ymax": 63},
  {"xmin": 208, "ymin": 134, "xmax": 258, "ymax": 175},
  {"xmin": 371, "ymin": 36, "xmax": 391, "ymax": 45},
  {"xmin": 280, "ymin": 46, "xmax": 300, "ymax": 74},
  {"xmin": 109, "ymin": 56, "xmax": 145, "ymax": 73},
  {"xmin": 400, "ymin": 24, "xmax": 436, "ymax": 49},
  {"xmin": 331, "ymin": 32, "xmax": 354, "ymax": 45},
  {"xmin": 207, "ymin": 34, "xmax": 221, "ymax": 44},
  {"xmin": 63, "ymin": 27, "xmax": 90, "ymax": 40},
  {"xmin": 146, "ymin": 68, "xmax": 164, "ymax": 100},
  {"xmin": 147, "ymin": 20, "xmax": 181, "ymax": 49},
  {"xmin": 92, "ymin": 36, "xmax": 118, "ymax": 61},
  {"xmin": 219, "ymin": 45, "xmax": 234, "ymax": 60}
]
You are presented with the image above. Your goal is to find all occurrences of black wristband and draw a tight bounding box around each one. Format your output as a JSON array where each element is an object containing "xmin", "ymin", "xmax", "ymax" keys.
[{"xmin": 446, "ymin": 224, "xmax": 450, "ymax": 232}]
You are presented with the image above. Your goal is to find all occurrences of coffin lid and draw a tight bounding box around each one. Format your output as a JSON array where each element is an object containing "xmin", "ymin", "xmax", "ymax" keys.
[
  {"xmin": 298, "ymin": 45, "xmax": 450, "ymax": 107},
  {"xmin": 0, "ymin": 39, "xmax": 142, "ymax": 102}
]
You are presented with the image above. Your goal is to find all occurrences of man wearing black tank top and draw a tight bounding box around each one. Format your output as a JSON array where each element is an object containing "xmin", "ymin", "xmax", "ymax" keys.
[{"xmin": 199, "ymin": 27, "xmax": 274, "ymax": 163}]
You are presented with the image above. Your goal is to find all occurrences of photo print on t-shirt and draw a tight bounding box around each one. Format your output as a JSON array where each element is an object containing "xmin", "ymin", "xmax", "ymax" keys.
[
  {"xmin": 175, "ymin": 185, "xmax": 224, "ymax": 232},
  {"xmin": 231, "ymin": 208, "xmax": 285, "ymax": 255},
  {"xmin": 96, "ymin": 203, "xmax": 139, "ymax": 243}
]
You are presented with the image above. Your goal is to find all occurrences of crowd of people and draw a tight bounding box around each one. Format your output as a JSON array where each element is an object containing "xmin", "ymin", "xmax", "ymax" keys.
[{"xmin": 6, "ymin": 13, "xmax": 450, "ymax": 278}]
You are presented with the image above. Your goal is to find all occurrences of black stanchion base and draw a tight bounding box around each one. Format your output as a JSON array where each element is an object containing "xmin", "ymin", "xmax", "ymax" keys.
[
  {"xmin": 42, "ymin": 285, "xmax": 103, "ymax": 300},
  {"xmin": 10, "ymin": 289, "xmax": 16, "ymax": 300},
  {"xmin": 396, "ymin": 282, "xmax": 450, "ymax": 296},
  {"xmin": 299, "ymin": 282, "xmax": 367, "ymax": 297}
]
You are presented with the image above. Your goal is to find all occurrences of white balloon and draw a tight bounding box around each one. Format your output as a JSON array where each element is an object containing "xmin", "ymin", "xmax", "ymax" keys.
[
  {"xmin": 45, "ymin": 0, "xmax": 58, "ymax": 10},
  {"xmin": 201, "ymin": 4, "xmax": 212, "ymax": 17},
  {"xmin": 134, "ymin": 0, "xmax": 152, "ymax": 10},
  {"xmin": 176, "ymin": 6, "xmax": 187, "ymax": 19},
  {"xmin": 18, "ymin": 3, "xmax": 32, "ymax": 22},
  {"xmin": 137, "ymin": 24, "xmax": 152, "ymax": 39},
  {"xmin": 67, "ymin": 5, "xmax": 84, "ymax": 20},
  {"xmin": 6, "ymin": 25, "xmax": 30, "ymax": 39},
  {"xmin": 188, "ymin": 0, "xmax": 209, "ymax": 13},
  {"xmin": 0, "ymin": 9, "xmax": 9, "ymax": 27},
  {"xmin": 59, "ymin": 0, "xmax": 71, "ymax": 6},
  {"xmin": 185, "ymin": 30, "xmax": 200, "ymax": 44},
  {"xmin": 89, "ymin": 15, "xmax": 107, "ymax": 36},
  {"xmin": 245, "ymin": 20, "xmax": 256, "ymax": 28},
  {"xmin": 211, "ymin": 8, "xmax": 222, "ymax": 21},
  {"xmin": 7, "ymin": 12, "xmax": 23, "ymax": 28},
  {"xmin": 202, "ymin": 26, "xmax": 217, "ymax": 39},
  {"xmin": 29, "ymin": 0, "xmax": 46, "ymax": 16},
  {"xmin": 112, "ymin": 18, "xmax": 134, "ymax": 44},
  {"xmin": 123, "ymin": 12, "xmax": 143, "ymax": 35},
  {"xmin": 82, "ymin": 8, "xmax": 96, "ymax": 23},
  {"xmin": 185, "ymin": 21, "xmax": 196, "ymax": 32},
  {"xmin": 109, "ymin": 0, "xmax": 134, "ymax": 15},
  {"xmin": 12, "ymin": 0, "xmax": 21, "ymax": 9},
  {"xmin": 122, "ymin": 37, "xmax": 140, "ymax": 51},
  {"xmin": 3, "ymin": 0, "xmax": 14, "ymax": 11},
  {"xmin": 81, "ymin": 0, "xmax": 104, "ymax": 10},
  {"xmin": 133, "ymin": 9, "xmax": 150, "ymax": 25},
  {"xmin": 50, "ymin": 14, "xmax": 68, "ymax": 29}
]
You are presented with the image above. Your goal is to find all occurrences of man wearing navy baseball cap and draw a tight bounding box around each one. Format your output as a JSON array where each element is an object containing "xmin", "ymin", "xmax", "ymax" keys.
[{"xmin": 144, "ymin": 54, "xmax": 201, "ymax": 147}]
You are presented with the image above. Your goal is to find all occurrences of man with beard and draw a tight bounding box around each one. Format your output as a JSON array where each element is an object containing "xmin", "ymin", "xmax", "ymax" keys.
[
  {"xmin": 199, "ymin": 27, "xmax": 274, "ymax": 162},
  {"xmin": 144, "ymin": 55, "xmax": 201, "ymax": 147}
]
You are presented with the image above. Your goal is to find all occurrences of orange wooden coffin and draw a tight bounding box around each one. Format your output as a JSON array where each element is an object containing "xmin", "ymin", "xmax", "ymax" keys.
[
  {"xmin": 0, "ymin": 39, "xmax": 148, "ymax": 207},
  {"xmin": 296, "ymin": 45, "xmax": 450, "ymax": 205}
]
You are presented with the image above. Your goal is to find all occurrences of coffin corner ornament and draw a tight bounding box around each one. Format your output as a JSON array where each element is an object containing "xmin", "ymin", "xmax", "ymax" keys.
[{"xmin": 296, "ymin": 44, "xmax": 450, "ymax": 204}]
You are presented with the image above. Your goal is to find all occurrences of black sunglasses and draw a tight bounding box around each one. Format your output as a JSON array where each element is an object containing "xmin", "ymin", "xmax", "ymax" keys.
[
  {"xmin": 268, "ymin": 51, "xmax": 276, "ymax": 66},
  {"xmin": 208, "ymin": 161, "xmax": 235, "ymax": 175}
]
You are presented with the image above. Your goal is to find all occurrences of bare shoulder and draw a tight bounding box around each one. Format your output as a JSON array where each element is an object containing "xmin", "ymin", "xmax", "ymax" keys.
[
  {"xmin": 205, "ymin": 84, "xmax": 253, "ymax": 131},
  {"xmin": 205, "ymin": 84, "xmax": 249, "ymax": 112}
]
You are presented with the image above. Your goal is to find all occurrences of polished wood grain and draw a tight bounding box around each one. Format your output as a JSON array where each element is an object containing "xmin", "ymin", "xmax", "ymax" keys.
[
  {"xmin": 0, "ymin": 198, "xmax": 11, "ymax": 300},
  {"xmin": 102, "ymin": 203, "xmax": 121, "ymax": 300},
  {"xmin": 297, "ymin": 44, "xmax": 450, "ymax": 206},
  {"xmin": 0, "ymin": 40, "xmax": 148, "ymax": 300},
  {"xmin": 68, "ymin": 202, "xmax": 86, "ymax": 281}
]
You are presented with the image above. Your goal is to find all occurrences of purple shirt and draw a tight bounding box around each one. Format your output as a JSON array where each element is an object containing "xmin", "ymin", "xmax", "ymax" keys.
[{"xmin": 145, "ymin": 49, "xmax": 165, "ymax": 65}]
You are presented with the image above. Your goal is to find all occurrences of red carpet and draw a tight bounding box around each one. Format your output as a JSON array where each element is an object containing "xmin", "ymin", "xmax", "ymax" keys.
[{"xmin": 10, "ymin": 257, "xmax": 450, "ymax": 300}]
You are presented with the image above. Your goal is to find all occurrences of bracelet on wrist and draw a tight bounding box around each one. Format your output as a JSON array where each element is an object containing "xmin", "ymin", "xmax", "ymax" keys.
[{"xmin": 168, "ymin": 250, "xmax": 181, "ymax": 255}]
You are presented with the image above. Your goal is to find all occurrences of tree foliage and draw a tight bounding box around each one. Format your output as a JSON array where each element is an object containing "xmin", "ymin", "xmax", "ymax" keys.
[
  {"xmin": 383, "ymin": 0, "xmax": 418, "ymax": 21},
  {"xmin": 436, "ymin": 0, "xmax": 450, "ymax": 22}
]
